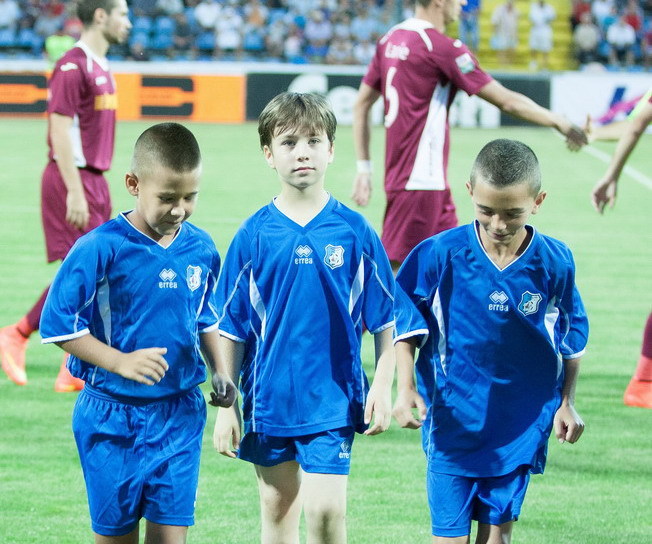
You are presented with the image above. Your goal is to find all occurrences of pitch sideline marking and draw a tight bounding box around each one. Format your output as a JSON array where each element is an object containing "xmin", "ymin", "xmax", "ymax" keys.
[{"xmin": 583, "ymin": 144, "xmax": 652, "ymax": 190}]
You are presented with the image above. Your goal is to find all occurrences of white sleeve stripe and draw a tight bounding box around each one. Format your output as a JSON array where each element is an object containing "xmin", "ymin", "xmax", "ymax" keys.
[
  {"xmin": 369, "ymin": 320, "xmax": 395, "ymax": 334},
  {"xmin": 41, "ymin": 329, "xmax": 90, "ymax": 344},
  {"xmin": 200, "ymin": 322, "xmax": 220, "ymax": 333},
  {"xmin": 219, "ymin": 330, "xmax": 246, "ymax": 343},
  {"xmin": 563, "ymin": 348, "xmax": 586, "ymax": 360},
  {"xmin": 219, "ymin": 260, "xmax": 252, "ymax": 323}
]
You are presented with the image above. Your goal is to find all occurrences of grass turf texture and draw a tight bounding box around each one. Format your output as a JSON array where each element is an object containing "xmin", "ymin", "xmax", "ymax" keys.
[{"xmin": 0, "ymin": 119, "xmax": 650, "ymax": 543}]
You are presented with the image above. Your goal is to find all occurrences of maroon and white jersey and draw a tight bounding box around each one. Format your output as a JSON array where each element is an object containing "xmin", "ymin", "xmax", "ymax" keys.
[
  {"xmin": 47, "ymin": 42, "xmax": 117, "ymax": 172},
  {"xmin": 363, "ymin": 18, "xmax": 493, "ymax": 193}
]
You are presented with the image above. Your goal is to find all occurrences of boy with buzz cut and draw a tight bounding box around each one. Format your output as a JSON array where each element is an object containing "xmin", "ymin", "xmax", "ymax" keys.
[
  {"xmin": 393, "ymin": 139, "xmax": 589, "ymax": 544},
  {"xmin": 213, "ymin": 92, "xmax": 396, "ymax": 544},
  {"xmin": 40, "ymin": 122, "xmax": 236, "ymax": 544}
]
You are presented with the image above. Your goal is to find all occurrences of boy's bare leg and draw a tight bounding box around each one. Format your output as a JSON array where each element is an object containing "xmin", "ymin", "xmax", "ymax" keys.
[
  {"xmin": 475, "ymin": 521, "xmax": 513, "ymax": 544},
  {"xmin": 144, "ymin": 522, "xmax": 188, "ymax": 544},
  {"xmin": 302, "ymin": 472, "xmax": 348, "ymax": 544},
  {"xmin": 255, "ymin": 461, "xmax": 302, "ymax": 544},
  {"xmin": 433, "ymin": 536, "xmax": 469, "ymax": 544},
  {"xmin": 94, "ymin": 527, "xmax": 138, "ymax": 544}
]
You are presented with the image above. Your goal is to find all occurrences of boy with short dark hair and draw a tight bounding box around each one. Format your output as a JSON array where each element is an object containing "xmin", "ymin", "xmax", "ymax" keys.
[
  {"xmin": 213, "ymin": 92, "xmax": 396, "ymax": 544},
  {"xmin": 40, "ymin": 122, "xmax": 235, "ymax": 543},
  {"xmin": 394, "ymin": 139, "xmax": 589, "ymax": 544}
]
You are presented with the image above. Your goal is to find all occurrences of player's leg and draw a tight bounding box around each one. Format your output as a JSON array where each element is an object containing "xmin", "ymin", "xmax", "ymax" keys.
[
  {"xmin": 428, "ymin": 470, "xmax": 475, "ymax": 544},
  {"xmin": 624, "ymin": 310, "xmax": 652, "ymax": 408},
  {"xmin": 94, "ymin": 527, "xmax": 139, "ymax": 544},
  {"xmin": 255, "ymin": 461, "xmax": 303, "ymax": 544},
  {"xmin": 475, "ymin": 522, "xmax": 513, "ymax": 544},
  {"xmin": 143, "ymin": 521, "xmax": 188, "ymax": 544},
  {"xmin": 301, "ymin": 472, "xmax": 348, "ymax": 544}
]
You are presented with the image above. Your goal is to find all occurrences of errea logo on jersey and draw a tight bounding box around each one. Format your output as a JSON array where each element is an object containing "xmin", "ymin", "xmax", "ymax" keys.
[
  {"xmin": 295, "ymin": 245, "xmax": 313, "ymax": 264},
  {"xmin": 488, "ymin": 290, "xmax": 509, "ymax": 312},
  {"xmin": 338, "ymin": 440, "xmax": 351, "ymax": 459},
  {"xmin": 159, "ymin": 268, "xmax": 178, "ymax": 289}
]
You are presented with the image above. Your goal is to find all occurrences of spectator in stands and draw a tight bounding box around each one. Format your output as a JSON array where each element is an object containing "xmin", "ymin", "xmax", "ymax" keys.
[
  {"xmin": 34, "ymin": 4, "xmax": 64, "ymax": 40},
  {"xmin": 283, "ymin": 22, "xmax": 304, "ymax": 62},
  {"xmin": 570, "ymin": 0, "xmax": 592, "ymax": 31},
  {"xmin": 63, "ymin": 2, "xmax": 83, "ymax": 41},
  {"xmin": 172, "ymin": 11, "xmax": 194, "ymax": 58},
  {"xmin": 529, "ymin": 0, "xmax": 556, "ymax": 70},
  {"xmin": 622, "ymin": 0, "xmax": 643, "ymax": 35},
  {"xmin": 214, "ymin": 5, "xmax": 243, "ymax": 59},
  {"xmin": 332, "ymin": 10, "xmax": 352, "ymax": 40},
  {"xmin": 592, "ymin": 0, "xmax": 615, "ymax": 30},
  {"xmin": 490, "ymin": 0, "xmax": 520, "ymax": 67},
  {"xmin": 459, "ymin": 0, "xmax": 480, "ymax": 53},
  {"xmin": 131, "ymin": 0, "xmax": 158, "ymax": 18},
  {"xmin": 0, "ymin": 0, "xmax": 21, "ymax": 31},
  {"xmin": 304, "ymin": 37, "xmax": 329, "ymax": 63},
  {"xmin": 156, "ymin": 0, "xmax": 184, "ymax": 17},
  {"xmin": 265, "ymin": 17, "xmax": 286, "ymax": 60},
  {"xmin": 303, "ymin": 9, "xmax": 332, "ymax": 44},
  {"xmin": 573, "ymin": 11, "xmax": 602, "ymax": 65},
  {"xmin": 353, "ymin": 37, "xmax": 375, "ymax": 65},
  {"xmin": 128, "ymin": 39, "xmax": 150, "ymax": 61},
  {"xmin": 325, "ymin": 35, "xmax": 355, "ymax": 64},
  {"xmin": 243, "ymin": 0, "xmax": 268, "ymax": 29},
  {"xmin": 350, "ymin": 4, "xmax": 378, "ymax": 43},
  {"xmin": 606, "ymin": 14, "xmax": 637, "ymax": 67},
  {"xmin": 643, "ymin": 22, "xmax": 652, "ymax": 69},
  {"xmin": 194, "ymin": 0, "xmax": 221, "ymax": 32}
]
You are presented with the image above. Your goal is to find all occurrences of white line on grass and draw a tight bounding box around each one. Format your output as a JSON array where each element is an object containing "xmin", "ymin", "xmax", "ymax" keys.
[{"xmin": 582, "ymin": 144, "xmax": 652, "ymax": 190}]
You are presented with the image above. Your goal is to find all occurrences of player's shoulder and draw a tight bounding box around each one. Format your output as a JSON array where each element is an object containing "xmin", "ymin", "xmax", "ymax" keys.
[
  {"xmin": 182, "ymin": 221, "xmax": 220, "ymax": 251},
  {"xmin": 384, "ymin": 17, "xmax": 459, "ymax": 52},
  {"xmin": 53, "ymin": 45, "xmax": 85, "ymax": 73},
  {"xmin": 238, "ymin": 202, "xmax": 275, "ymax": 236},
  {"xmin": 533, "ymin": 229, "xmax": 575, "ymax": 265},
  {"xmin": 331, "ymin": 198, "xmax": 373, "ymax": 229}
]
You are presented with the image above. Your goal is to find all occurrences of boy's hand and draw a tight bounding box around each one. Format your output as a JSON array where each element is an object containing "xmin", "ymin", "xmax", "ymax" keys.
[
  {"xmin": 209, "ymin": 373, "xmax": 237, "ymax": 407},
  {"xmin": 392, "ymin": 387, "xmax": 427, "ymax": 429},
  {"xmin": 214, "ymin": 404, "xmax": 242, "ymax": 458},
  {"xmin": 363, "ymin": 382, "xmax": 391, "ymax": 435},
  {"xmin": 114, "ymin": 347, "xmax": 168, "ymax": 385},
  {"xmin": 553, "ymin": 402, "xmax": 585, "ymax": 444}
]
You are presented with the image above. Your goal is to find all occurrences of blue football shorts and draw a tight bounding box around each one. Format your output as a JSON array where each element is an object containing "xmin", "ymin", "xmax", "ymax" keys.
[
  {"xmin": 427, "ymin": 465, "xmax": 531, "ymax": 537},
  {"xmin": 72, "ymin": 386, "xmax": 206, "ymax": 536},
  {"xmin": 238, "ymin": 427, "xmax": 355, "ymax": 475}
]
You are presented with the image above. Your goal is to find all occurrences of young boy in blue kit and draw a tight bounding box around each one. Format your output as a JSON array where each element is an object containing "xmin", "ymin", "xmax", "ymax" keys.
[
  {"xmin": 40, "ymin": 122, "xmax": 236, "ymax": 544},
  {"xmin": 393, "ymin": 139, "xmax": 589, "ymax": 544},
  {"xmin": 213, "ymin": 92, "xmax": 396, "ymax": 544}
]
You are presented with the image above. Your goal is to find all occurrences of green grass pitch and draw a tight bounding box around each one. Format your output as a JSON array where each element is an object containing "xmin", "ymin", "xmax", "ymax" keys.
[{"xmin": 0, "ymin": 119, "xmax": 650, "ymax": 543}]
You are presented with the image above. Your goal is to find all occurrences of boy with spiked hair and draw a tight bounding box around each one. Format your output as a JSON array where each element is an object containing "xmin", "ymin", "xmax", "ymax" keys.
[
  {"xmin": 394, "ymin": 139, "xmax": 588, "ymax": 543},
  {"xmin": 40, "ymin": 122, "xmax": 235, "ymax": 543}
]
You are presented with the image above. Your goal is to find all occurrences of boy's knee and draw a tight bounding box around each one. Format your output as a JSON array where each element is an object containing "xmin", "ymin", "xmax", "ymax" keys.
[{"xmin": 303, "ymin": 498, "xmax": 347, "ymax": 529}]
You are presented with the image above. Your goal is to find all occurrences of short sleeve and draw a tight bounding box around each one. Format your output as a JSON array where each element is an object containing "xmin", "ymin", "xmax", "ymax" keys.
[
  {"xmin": 48, "ymin": 60, "xmax": 85, "ymax": 118},
  {"xmin": 198, "ymin": 244, "xmax": 221, "ymax": 333}
]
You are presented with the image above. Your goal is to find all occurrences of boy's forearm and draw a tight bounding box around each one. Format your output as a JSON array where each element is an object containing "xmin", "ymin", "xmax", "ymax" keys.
[
  {"xmin": 57, "ymin": 334, "xmax": 123, "ymax": 373},
  {"xmin": 372, "ymin": 327, "xmax": 396, "ymax": 388},
  {"xmin": 395, "ymin": 339, "xmax": 418, "ymax": 391},
  {"xmin": 561, "ymin": 357, "xmax": 582, "ymax": 405},
  {"xmin": 199, "ymin": 329, "xmax": 228, "ymax": 376},
  {"xmin": 219, "ymin": 335, "xmax": 245, "ymax": 384}
]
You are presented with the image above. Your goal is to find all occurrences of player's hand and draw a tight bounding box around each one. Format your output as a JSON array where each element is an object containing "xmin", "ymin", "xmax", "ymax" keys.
[
  {"xmin": 351, "ymin": 172, "xmax": 372, "ymax": 207},
  {"xmin": 591, "ymin": 177, "xmax": 618, "ymax": 213},
  {"xmin": 363, "ymin": 381, "xmax": 392, "ymax": 435},
  {"xmin": 65, "ymin": 188, "xmax": 90, "ymax": 229},
  {"xmin": 553, "ymin": 402, "xmax": 584, "ymax": 444},
  {"xmin": 214, "ymin": 404, "xmax": 242, "ymax": 458},
  {"xmin": 113, "ymin": 347, "xmax": 169, "ymax": 385},
  {"xmin": 564, "ymin": 123, "xmax": 588, "ymax": 152},
  {"xmin": 392, "ymin": 387, "xmax": 427, "ymax": 429},
  {"xmin": 209, "ymin": 372, "xmax": 237, "ymax": 408}
]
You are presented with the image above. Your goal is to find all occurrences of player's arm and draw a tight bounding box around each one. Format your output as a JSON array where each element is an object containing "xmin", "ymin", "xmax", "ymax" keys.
[
  {"xmin": 213, "ymin": 336, "xmax": 244, "ymax": 458},
  {"xmin": 553, "ymin": 357, "xmax": 584, "ymax": 444},
  {"xmin": 200, "ymin": 329, "xmax": 237, "ymax": 408},
  {"xmin": 364, "ymin": 325, "xmax": 396, "ymax": 435},
  {"xmin": 591, "ymin": 100, "xmax": 652, "ymax": 213},
  {"xmin": 392, "ymin": 338, "xmax": 427, "ymax": 429},
  {"xmin": 49, "ymin": 112, "xmax": 90, "ymax": 229},
  {"xmin": 56, "ymin": 334, "xmax": 168, "ymax": 385},
  {"xmin": 352, "ymin": 82, "xmax": 381, "ymax": 207},
  {"xmin": 477, "ymin": 80, "xmax": 587, "ymax": 150}
]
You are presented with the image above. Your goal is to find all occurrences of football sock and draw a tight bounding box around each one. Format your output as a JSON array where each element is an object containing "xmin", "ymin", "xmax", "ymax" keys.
[
  {"xmin": 23, "ymin": 287, "xmax": 50, "ymax": 335},
  {"xmin": 15, "ymin": 316, "xmax": 33, "ymax": 339}
]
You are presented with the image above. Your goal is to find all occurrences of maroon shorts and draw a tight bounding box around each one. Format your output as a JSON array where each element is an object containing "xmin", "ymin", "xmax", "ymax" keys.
[
  {"xmin": 381, "ymin": 188, "xmax": 458, "ymax": 264},
  {"xmin": 41, "ymin": 161, "xmax": 112, "ymax": 262}
]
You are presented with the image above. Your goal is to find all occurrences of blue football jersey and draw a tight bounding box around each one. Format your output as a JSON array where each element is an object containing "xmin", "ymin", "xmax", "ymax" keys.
[
  {"xmin": 217, "ymin": 196, "xmax": 395, "ymax": 436},
  {"xmin": 396, "ymin": 222, "xmax": 589, "ymax": 477},
  {"xmin": 40, "ymin": 213, "xmax": 221, "ymax": 400}
]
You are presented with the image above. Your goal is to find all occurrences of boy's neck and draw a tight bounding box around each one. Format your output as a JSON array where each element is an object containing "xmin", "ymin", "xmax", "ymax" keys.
[
  {"xmin": 275, "ymin": 188, "xmax": 330, "ymax": 227},
  {"xmin": 477, "ymin": 224, "xmax": 532, "ymax": 270}
]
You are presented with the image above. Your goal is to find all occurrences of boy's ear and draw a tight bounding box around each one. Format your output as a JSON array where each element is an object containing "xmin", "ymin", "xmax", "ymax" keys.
[
  {"xmin": 532, "ymin": 191, "xmax": 547, "ymax": 214},
  {"xmin": 125, "ymin": 173, "xmax": 139, "ymax": 196},
  {"xmin": 466, "ymin": 181, "xmax": 473, "ymax": 196},
  {"xmin": 263, "ymin": 145, "xmax": 275, "ymax": 169}
]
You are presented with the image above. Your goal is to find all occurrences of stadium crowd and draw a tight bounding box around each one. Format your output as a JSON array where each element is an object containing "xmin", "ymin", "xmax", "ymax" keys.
[{"xmin": 0, "ymin": 0, "xmax": 650, "ymax": 69}]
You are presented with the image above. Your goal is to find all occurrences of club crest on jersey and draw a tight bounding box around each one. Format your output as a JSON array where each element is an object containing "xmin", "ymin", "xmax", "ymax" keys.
[
  {"xmin": 324, "ymin": 244, "xmax": 344, "ymax": 269},
  {"xmin": 455, "ymin": 52, "xmax": 475, "ymax": 74},
  {"xmin": 186, "ymin": 265, "xmax": 202, "ymax": 291},
  {"xmin": 488, "ymin": 290, "xmax": 509, "ymax": 311},
  {"xmin": 295, "ymin": 245, "xmax": 313, "ymax": 264},
  {"xmin": 518, "ymin": 291, "xmax": 542, "ymax": 316},
  {"xmin": 338, "ymin": 440, "xmax": 351, "ymax": 459},
  {"xmin": 159, "ymin": 268, "xmax": 178, "ymax": 289}
]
